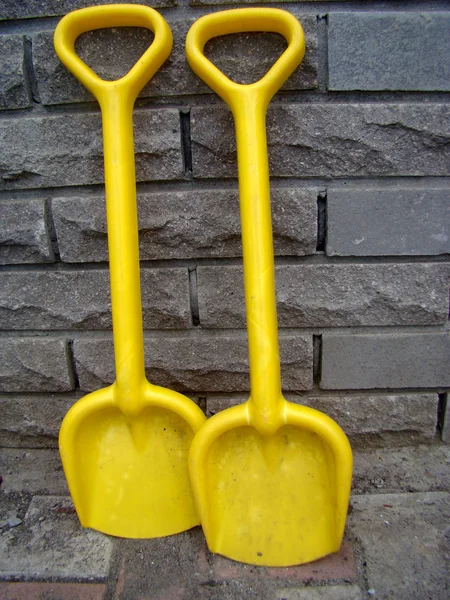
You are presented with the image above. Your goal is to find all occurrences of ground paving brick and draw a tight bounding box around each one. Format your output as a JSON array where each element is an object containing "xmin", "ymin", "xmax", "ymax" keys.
[
  {"xmin": 348, "ymin": 492, "xmax": 450, "ymax": 600},
  {"xmin": 0, "ymin": 496, "xmax": 113, "ymax": 580},
  {"xmin": 0, "ymin": 582, "xmax": 106, "ymax": 600}
]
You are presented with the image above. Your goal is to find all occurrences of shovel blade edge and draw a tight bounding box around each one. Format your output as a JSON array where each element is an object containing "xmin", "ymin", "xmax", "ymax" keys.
[
  {"xmin": 59, "ymin": 387, "xmax": 203, "ymax": 538},
  {"xmin": 189, "ymin": 403, "xmax": 352, "ymax": 566}
]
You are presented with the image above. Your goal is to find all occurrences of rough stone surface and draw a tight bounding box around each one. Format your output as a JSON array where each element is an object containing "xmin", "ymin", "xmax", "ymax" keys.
[
  {"xmin": 190, "ymin": 0, "xmax": 331, "ymax": 4},
  {"xmin": 0, "ymin": 448, "xmax": 69, "ymax": 495},
  {"xmin": 347, "ymin": 492, "xmax": 450, "ymax": 600},
  {"xmin": 0, "ymin": 338, "xmax": 73, "ymax": 392},
  {"xmin": 34, "ymin": 15, "xmax": 316, "ymax": 105},
  {"xmin": 327, "ymin": 188, "xmax": 450, "ymax": 256},
  {"xmin": 197, "ymin": 263, "xmax": 449, "ymax": 328},
  {"xmin": 304, "ymin": 394, "xmax": 438, "ymax": 439},
  {"xmin": 0, "ymin": 582, "xmax": 107, "ymax": 600},
  {"xmin": 0, "ymin": 269, "xmax": 191, "ymax": 330},
  {"xmin": 275, "ymin": 586, "xmax": 363, "ymax": 600},
  {"xmin": 0, "ymin": 110, "xmax": 182, "ymax": 190},
  {"xmin": 321, "ymin": 333, "xmax": 450, "ymax": 389},
  {"xmin": 328, "ymin": 13, "xmax": 450, "ymax": 91},
  {"xmin": 0, "ymin": 35, "xmax": 29, "ymax": 110},
  {"xmin": 206, "ymin": 393, "xmax": 438, "ymax": 439},
  {"xmin": 0, "ymin": 0, "xmax": 175, "ymax": 19},
  {"xmin": 0, "ymin": 199, "xmax": 54, "ymax": 264},
  {"xmin": 191, "ymin": 104, "xmax": 450, "ymax": 178},
  {"xmin": 441, "ymin": 393, "xmax": 450, "ymax": 443},
  {"xmin": 0, "ymin": 495, "xmax": 114, "ymax": 579},
  {"xmin": 73, "ymin": 334, "xmax": 313, "ymax": 392},
  {"xmin": 2, "ymin": 444, "xmax": 448, "ymax": 498},
  {"xmin": 0, "ymin": 395, "xmax": 75, "ymax": 444},
  {"xmin": 52, "ymin": 188, "xmax": 317, "ymax": 262},
  {"xmin": 352, "ymin": 445, "xmax": 450, "ymax": 495},
  {"xmin": 111, "ymin": 533, "xmax": 356, "ymax": 600}
]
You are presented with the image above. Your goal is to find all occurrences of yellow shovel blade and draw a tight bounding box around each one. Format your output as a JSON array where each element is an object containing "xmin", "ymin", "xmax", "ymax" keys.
[
  {"xmin": 189, "ymin": 403, "xmax": 352, "ymax": 566},
  {"xmin": 60, "ymin": 384, "xmax": 205, "ymax": 538}
]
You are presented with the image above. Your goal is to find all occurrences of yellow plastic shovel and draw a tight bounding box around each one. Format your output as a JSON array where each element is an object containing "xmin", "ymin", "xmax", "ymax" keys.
[
  {"xmin": 186, "ymin": 8, "xmax": 353, "ymax": 566},
  {"xmin": 55, "ymin": 4, "xmax": 206, "ymax": 538}
]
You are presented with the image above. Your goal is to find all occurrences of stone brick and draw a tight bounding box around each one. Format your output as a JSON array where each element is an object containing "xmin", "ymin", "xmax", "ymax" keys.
[
  {"xmin": 0, "ymin": 448, "xmax": 68, "ymax": 494},
  {"xmin": 209, "ymin": 540, "xmax": 356, "ymax": 582},
  {"xmin": 0, "ymin": 269, "xmax": 191, "ymax": 330},
  {"xmin": 34, "ymin": 15, "xmax": 316, "ymax": 104},
  {"xmin": 74, "ymin": 334, "xmax": 313, "ymax": 392},
  {"xmin": 275, "ymin": 586, "xmax": 362, "ymax": 600},
  {"xmin": 306, "ymin": 394, "xmax": 438, "ymax": 439},
  {"xmin": 191, "ymin": 104, "xmax": 450, "ymax": 178},
  {"xmin": 197, "ymin": 263, "xmax": 449, "ymax": 328},
  {"xmin": 441, "ymin": 393, "xmax": 450, "ymax": 443},
  {"xmin": 327, "ymin": 188, "xmax": 450, "ymax": 256},
  {"xmin": 352, "ymin": 445, "xmax": 450, "ymax": 495},
  {"xmin": 328, "ymin": 13, "xmax": 450, "ymax": 91},
  {"xmin": 321, "ymin": 333, "xmax": 450, "ymax": 390},
  {"xmin": 0, "ymin": 582, "xmax": 106, "ymax": 600},
  {"xmin": 0, "ymin": 395, "xmax": 75, "ymax": 440},
  {"xmin": 347, "ymin": 492, "xmax": 450, "ymax": 600},
  {"xmin": 0, "ymin": 338, "xmax": 73, "ymax": 392},
  {"xmin": 0, "ymin": 0, "xmax": 175, "ymax": 19},
  {"xmin": 0, "ymin": 198, "xmax": 54, "ymax": 264},
  {"xmin": 0, "ymin": 496, "xmax": 113, "ymax": 579},
  {"xmin": 190, "ymin": 0, "xmax": 331, "ymax": 4},
  {"xmin": 207, "ymin": 393, "xmax": 438, "ymax": 439},
  {"xmin": 52, "ymin": 188, "xmax": 317, "ymax": 262},
  {"xmin": 0, "ymin": 110, "xmax": 182, "ymax": 190},
  {"xmin": 0, "ymin": 35, "xmax": 30, "ymax": 110}
]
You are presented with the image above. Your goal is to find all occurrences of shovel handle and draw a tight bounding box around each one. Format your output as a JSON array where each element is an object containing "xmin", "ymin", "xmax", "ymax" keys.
[
  {"xmin": 54, "ymin": 4, "xmax": 172, "ymax": 103},
  {"xmin": 54, "ymin": 5, "xmax": 172, "ymax": 414},
  {"xmin": 187, "ymin": 10, "xmax": 305, "ymax": 432},
  {"xmin": 186, "ymin": 8, "xmax": 304, "ymax": 110}
]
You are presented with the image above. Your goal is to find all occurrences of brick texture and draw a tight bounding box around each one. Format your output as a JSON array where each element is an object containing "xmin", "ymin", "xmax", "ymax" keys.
[
  {"xmin": 206, "ymin": 393, "xmax": 439, "ymax": 439},
  {"xmin": 327, "ymin": 188, "xmax": 450, "ymax": 256},
  {"xmin": 0, "ymin": 0, "xmax": 175, "ymax": 20},
  {"xmin": 0, "ymin": 110, "xmax": 182, "ymax": 190},
  {"xmin": 0, "ymin": 269, "xmax": 191, "ymax": 330},
  {"xmin": 191, "ymin": 104, "xmax": 450, "ymax": 178},
  {"xmin": 0, "ymin": 395, "xmax": 74, "ymax": 440},
  {"xmin": 321, "ymin": 333, "xmax": 450, "ymax": 389},
  {"xmin": 74, "ymin": 334, "xmax": 313, "ymax": 392},
  {"xmin": 328, "ymin": 13, "xmax": 450, "ymax": 91},
  {"xmin": 0, "ymin": 338, "xmax": 73, "ymax": 392},
  {"xmin": 0, "ymin": 35, "xmax": 30, "ymax": 110},
  {"xmin": 0, "ymin": 582, "xmax": 106, "ymax": 600},
  {"xmin": 0, "ymin": 198, "xmax": 53, "ymax": 264},
  {"xmin": 197, "ymin": 264, "xmax": 449, "ymax": 328},
  {"xmin": 52, "ymin": 188, "xmax": 317, "ymax": 262}
]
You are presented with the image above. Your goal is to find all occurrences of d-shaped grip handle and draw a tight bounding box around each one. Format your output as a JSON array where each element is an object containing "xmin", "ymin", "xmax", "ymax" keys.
[
  {"xmin": 54, "ymin": 4, "xmax": 172, "ymax": 102},
  {"xmin": 186, "ymin": 8, "xmax": 305, "ymax": 108}
]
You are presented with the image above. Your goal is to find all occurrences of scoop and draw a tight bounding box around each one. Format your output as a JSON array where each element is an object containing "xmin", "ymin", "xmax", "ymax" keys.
[
  {"xmin": 186, "ymin": 8, "xmax": 353, "ymax": 566},
  {"xmin": 55, "ymin": 4, "xmax": 206, "ymax": 538}
]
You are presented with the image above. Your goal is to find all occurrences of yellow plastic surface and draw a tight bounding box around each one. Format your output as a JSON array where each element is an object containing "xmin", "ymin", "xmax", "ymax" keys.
[
  {"xmin": 186, "ymin": 8, "xmax": 353, "ymax": 566},
  {"xmin": 54, "ymin": 4, "xmax": 206, "ymax": 539}
]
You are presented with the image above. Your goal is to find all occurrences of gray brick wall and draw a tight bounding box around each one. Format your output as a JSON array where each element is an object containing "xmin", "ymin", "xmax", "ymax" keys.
[{"xmin": 0, "ymin": 0, "xmax": 449, "ymax": 449}]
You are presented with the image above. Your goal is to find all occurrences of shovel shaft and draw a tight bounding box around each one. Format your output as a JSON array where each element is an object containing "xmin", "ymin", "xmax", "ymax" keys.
[
  {"xmin": 54, "ymin": 5, "xmax": 173, "ymax": 413},
  {"xmin": 100, "ymin": 91, "xmax": 146, "ymax": 400},
  {"xmin": 186, "ymin": 8, "xmax": 305, "ymax": 429},
  {"xmin": 233, "ymin": 95, "xmax": 283, "ymax": 421}
]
